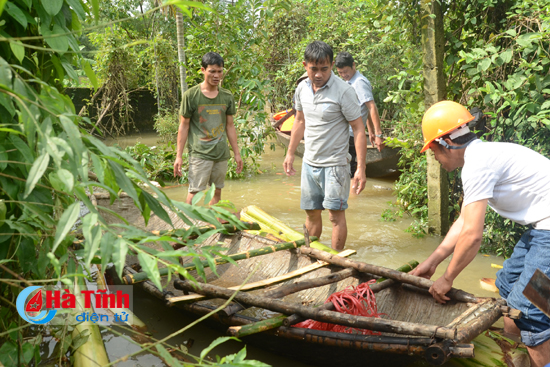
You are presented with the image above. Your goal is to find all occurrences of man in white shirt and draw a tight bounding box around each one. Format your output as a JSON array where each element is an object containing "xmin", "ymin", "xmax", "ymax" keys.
[{"xmin": 411, "ymin": 100, "xmax": 550, "ymax": 367}]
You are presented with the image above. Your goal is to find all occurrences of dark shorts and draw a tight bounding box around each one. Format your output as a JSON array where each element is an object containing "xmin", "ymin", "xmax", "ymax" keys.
[{"xmin": 495, "ymin": 229, "xmax": 550, "ymax": 347}]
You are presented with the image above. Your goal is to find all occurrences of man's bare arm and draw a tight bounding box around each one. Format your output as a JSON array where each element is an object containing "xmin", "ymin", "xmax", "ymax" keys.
[
  {"xmin": 226, "ymin": 115, "xmax": 243, "ymax": 174},
  {"xmin": 365, "ymin": 100, "xmax": 384, "ymax": 152},
  {"xmin": 350, "ymin": 116, "xmax": 367, "ymax": 194},
  {"xmin": 430, "ymin": 199, "xmax": 488, "ymax": 303},
  {"xmin": 174, "ymin": 116, "xmax": 190, "ymax": 177},
  {"xmin": 283, "ymin": 110, "xmax": 305, "ymax": 176}
]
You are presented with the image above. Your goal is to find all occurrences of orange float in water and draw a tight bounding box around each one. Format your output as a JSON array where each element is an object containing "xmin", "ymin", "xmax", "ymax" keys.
[{"xmin": 273, "ymin": 110, "xmax": 291, "ymax": 120}]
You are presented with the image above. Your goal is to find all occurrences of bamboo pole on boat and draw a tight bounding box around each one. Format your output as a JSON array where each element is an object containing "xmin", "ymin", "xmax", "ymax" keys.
[
  {"xmin": 263, "ymin": 268, "xmax": 358, "ymax": 299},
  {"xmin": 174, "ymin": 280, "xmax": 458, "ymax": 339},
  {"xmin": 220, "ymin": 267, "xmax": 360, "ymax": 317},
  {"xmin": 123, "ymin": 238, "xmax": 316, "ymax": 285},
  {"xmin": 299, "ymin": 247, "xmax": 479, "ymax": 303},
  {"xmin": 241, "ymin": 206, "xmax": 338, "ymax": 254},
  {"xmin": 152, "ymin": 222, "xmax": 261, "ymax": 238},
  {"xmin": 166, "ymin": 248, "xmax": 356, "ymax": 305},
  {"xmin": 375, "ymin": 261, "xmax": 419, "ymax": 283},
  {"xmin": 227, "ymin": 315, "xmax": 287, "ymax": 338}
]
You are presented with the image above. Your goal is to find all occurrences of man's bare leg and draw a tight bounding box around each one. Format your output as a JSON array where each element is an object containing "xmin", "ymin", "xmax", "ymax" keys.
[
  {"xmin": 305, "ymin": 210, "xmax": 323, "ymax": 239},
  {"xmin": 528, "ymin": 339, "xmax": 550, "ymax": 367},
  {"xmin": 505, "ymin": 316, "xmax": 550, "ymax": 366},
  {"xmin": 328, "ymin": 210, "xmax": 347, "ymax": 251},
  {"xmin": 209, "ymin": 188, "xmax": 222, "ymax": 206},
  {"xmin": 186, "ymin": 192, "xmax": 197, "ymax": 204}
]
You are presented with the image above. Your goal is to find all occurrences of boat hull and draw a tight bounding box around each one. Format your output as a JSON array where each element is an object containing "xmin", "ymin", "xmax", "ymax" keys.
[{"xmin": 273, "ymin": 121, "xmax": 400, "ymax": 178}]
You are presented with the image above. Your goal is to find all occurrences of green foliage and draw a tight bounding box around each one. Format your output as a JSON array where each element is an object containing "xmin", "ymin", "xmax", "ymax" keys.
[
  {"xmin": 124, "ymin": 142, "xmax": 185, "ymax": 185},
  {"xmin": 154, "ymin": 109, "xmax": 180, "ymax": 144},
  {"xmin": 0, "ymin": 1, "xmax": 256, "ymax": 365}
]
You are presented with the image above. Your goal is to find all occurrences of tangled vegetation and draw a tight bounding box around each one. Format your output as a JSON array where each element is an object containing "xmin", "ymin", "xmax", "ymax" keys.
[{"xmin": 259, "ymin": 0, "xmax": 549, "ymax": 256}]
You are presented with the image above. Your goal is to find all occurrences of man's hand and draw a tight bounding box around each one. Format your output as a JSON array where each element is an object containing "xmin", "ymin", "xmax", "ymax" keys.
[
  {"xmin": 368, "ymin": 132, "xmax": 376, "ymax": 148},
  {"xmin": 234, "ymin": 154, "xmax": 243, "ymax": 174},
  {"xmin": 173, "ymin": 157, "xmax": 183, "ymax": 177},
  {"xmin": 410, "ymin": 261, "xmax": 438, "ymax": 280},
  {"xmin": 429, "ymin": 276, "xmax": 452, "ymax": 304},
  {"xmin": 352, "ymin": 168, "xmax": 366, "ymax": 194},
  {"xmin": 283, "ymin": 154, "xmax": 296, "ymax": 176},
  {"xmin": 374, "ymin": 136, "xmax": 385, "ymax": 152}
]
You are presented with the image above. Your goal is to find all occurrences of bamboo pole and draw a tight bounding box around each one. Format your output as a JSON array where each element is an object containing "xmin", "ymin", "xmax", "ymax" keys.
[
  {"xmin": 299, "ymin": 247, "xmax": 478, "ymax": 303},
  {"xmin": 123, "ymin": 238, "xmax": 316, "ymax": 285},
  {"xmin": 220, "ymin": 267, "xmax": 359, "ymax": 317},
  {"xmin": 95, "ymin": 265, "xmax": 147, "ymax": 332},
  {"xmin": 375, "ymin": 261, "xmax": 419, "ymax": 283},
  {"xmin": 152, "ymin": 221, "xmax": 261, "ymax": 238},
  {"xmin": 241, "ymin": 206, "xmax": 338, "ymax": 254},
  {"xmin": 263, "ymin": 268, "xmax": 358, "ymax": 299},
  {"xmin": 166, "ymin": 249, "xmax": 356, "ymax": 305},
  {"xmin": 72, "ymin": 280, "xmax": 110, "ymax": 367},
  {"xmin": 227, "ymin": 315, "xmax": 287, "ymax": 338},
  {"xmin": 174, "ymin": 280, "xmax": 457, "ymax": 340}
]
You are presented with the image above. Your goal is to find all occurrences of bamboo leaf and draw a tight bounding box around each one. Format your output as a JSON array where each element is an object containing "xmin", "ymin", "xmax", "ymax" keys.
[
  {"xmin": 52, "ymin": 202, "xmax": 80, "ymax": 253},
  {"xmin": 202, "ymin": 251, "xmax": 219, "ymax": 277},
  {"xmin": 81, "ymin": 60, "xmax": 98, "ymax": 90},
  {"xmin": 10, "ymin": 41, "xmax": 24, "ymax": 63},
  {"xmin": 138, "ymin": 252, "xmax": 162, "ymax": 290},
  {"xmin": 24, "ymin": 152, "xmax": 49, "ymax": 198},
  {"xmin": 203, "ymin": 184, "xmax": 216, "ymax": 205},
  {"xmin": 164, "ymin": 0, "xmax": 215, "ymax": 13},
  {"xmin": 100, "ymin": 232, "xmax": 116, "ymax": 271},
  {"xmin": 199, "ymin": 337, "xmax": 236, "ymax": 362},
  {"xmin": 91, "ymin": 0, "xmax": 99, "ymax": 23},
  {"xmin": 108, "ymin": 161, "xmax": 142, "ymax": 210},
  {"xmin": 155, "ymin": 345, "xmax": 183, "ymax": 367},
  {"xmin": 41, "ymin": 0, "xmax": 63, "ymax": 16},
  {"xmin": 192, "ymin": 257, "xmax": 206, "ymax": 282},
  {"xmin": 57, "ymin": 168, "xmax": 74, "ymax": 192},
  {"xmin": 112, "ymin": 238, "xmax": 128, "ymax": 279},
  {"xmin": 141, "ymin": 190, "xmax": 173, "ymax": 227},
  {"xmin": 82, "ymin": 213, "xmax": 100, "ymax": 266},
  {"xmin": 0, "ymin": 0, "xmax": 7, "ymax": 17}
]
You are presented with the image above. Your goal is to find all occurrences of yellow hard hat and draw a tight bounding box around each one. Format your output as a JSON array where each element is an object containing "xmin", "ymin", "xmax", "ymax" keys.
[{"xmin": 420, "ymin": 101, "xmax": 475, "ymax": 153}]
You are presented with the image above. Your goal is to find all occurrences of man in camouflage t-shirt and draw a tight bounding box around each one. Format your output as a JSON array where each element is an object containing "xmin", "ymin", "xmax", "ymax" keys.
[{"xmin": 173, "ymin": 52, "xmax": 242, "ymax": 205}]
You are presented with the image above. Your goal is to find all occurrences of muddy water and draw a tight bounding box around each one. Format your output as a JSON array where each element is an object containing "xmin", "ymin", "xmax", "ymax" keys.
[{"xmin": 105, "ymin": 133, "xmax": 505, "ymax": 366}]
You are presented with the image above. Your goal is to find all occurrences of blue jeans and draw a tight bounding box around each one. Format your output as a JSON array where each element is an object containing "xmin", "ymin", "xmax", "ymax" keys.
[
  {"xmin": 300, "ymin": 162, "xmax": 350, "ymax": 211},
  {"xmin": 496, "ymin": 229, "xmax": 550, "ymax": 347}
]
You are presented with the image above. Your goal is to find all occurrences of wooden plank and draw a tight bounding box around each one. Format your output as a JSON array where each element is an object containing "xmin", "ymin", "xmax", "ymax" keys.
[{"xmin": 166, "ymin": 249, "xmax": 356, "ymax": 305}]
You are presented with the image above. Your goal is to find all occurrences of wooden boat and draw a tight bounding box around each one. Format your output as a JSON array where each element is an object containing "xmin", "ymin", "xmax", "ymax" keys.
[
  {"xmin": 271, "ymin": 110, "xmax": 401, "ymax": 178},
  {"xmin": 95, "ymin": 194, "xmax": 512, "ymax": 366}
]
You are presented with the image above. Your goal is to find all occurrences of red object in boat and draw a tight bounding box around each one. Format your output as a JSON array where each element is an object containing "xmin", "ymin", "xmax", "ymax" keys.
[{"xmin": 294, "ymin": 280, "xmax": 383, "ymax": 335}]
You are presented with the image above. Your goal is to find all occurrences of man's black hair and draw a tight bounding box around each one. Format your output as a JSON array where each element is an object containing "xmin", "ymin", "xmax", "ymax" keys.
[
  {"xmin": 335, "ymin": 52, "xmax": 354, "ymax": 68},
  {"xmin": 304, "ymin": 41, "xmax": 333, "ymax": 65},
  {"xmin": 202, "ymin": 52, "xmax": 224, "ymax": 68}
]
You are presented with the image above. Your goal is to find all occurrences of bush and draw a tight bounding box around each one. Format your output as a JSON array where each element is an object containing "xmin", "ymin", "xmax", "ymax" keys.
[{"xmin": 154, "ymin": 110, "xmax": 180, "ymax": 144}]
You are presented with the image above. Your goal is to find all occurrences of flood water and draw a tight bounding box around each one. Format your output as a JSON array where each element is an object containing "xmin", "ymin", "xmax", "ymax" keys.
[{"xmin": 103, "ymin": 133, "xmax": 505, "ymax": 367}]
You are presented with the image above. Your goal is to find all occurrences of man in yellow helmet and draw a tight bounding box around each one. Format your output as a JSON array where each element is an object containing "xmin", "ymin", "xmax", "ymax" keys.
[{"xmin": 411, "ymin": 101, "xmax": 550, "ymax": 367}]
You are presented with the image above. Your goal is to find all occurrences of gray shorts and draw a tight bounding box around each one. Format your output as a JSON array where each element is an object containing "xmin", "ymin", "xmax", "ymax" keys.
[
  {"xmin": 300, "ymin": 162, "xmax": 350, "ymax": 211},
  {"xmin": 188, "ymin": 156, "xmax": 228, "ymax": 193}
]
